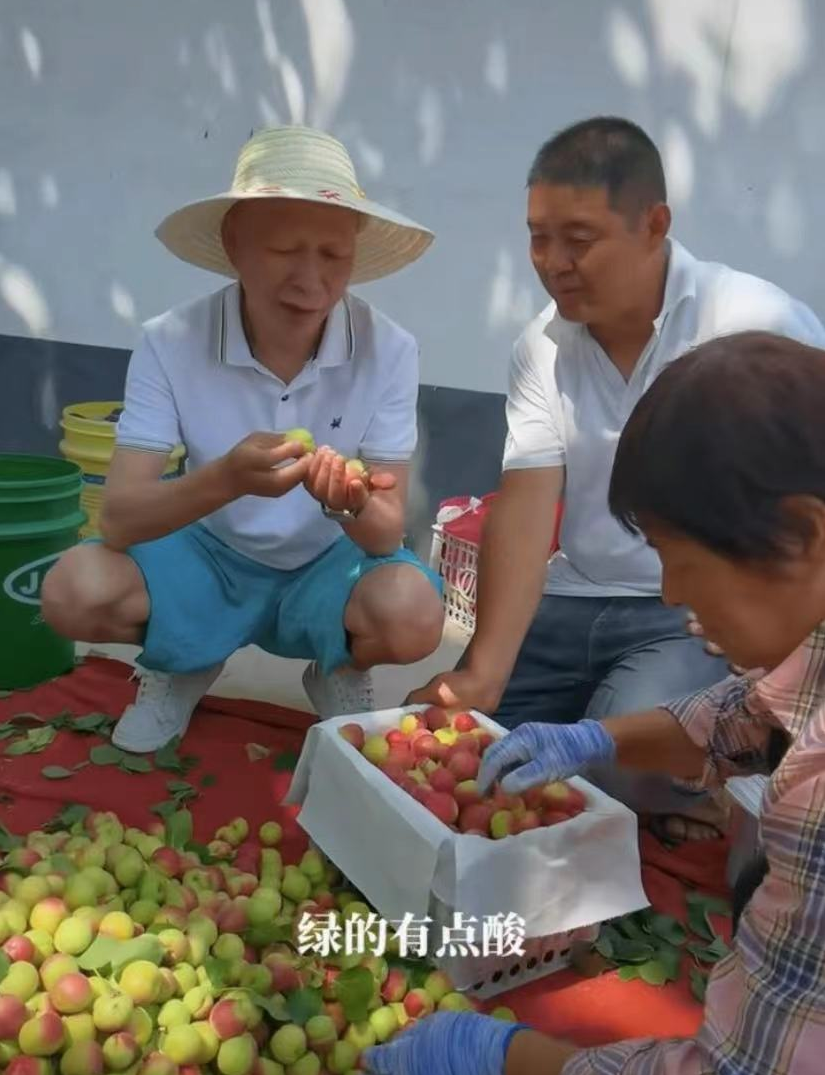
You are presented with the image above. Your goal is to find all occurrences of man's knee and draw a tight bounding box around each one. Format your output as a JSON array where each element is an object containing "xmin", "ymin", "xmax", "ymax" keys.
[
  {"xmin": 349, "ymin": 565, "xmax": 444, "ymax": 665},
  {"xmin": 41, "ymin": 545, "xmax": 147, "ymax": 640}
]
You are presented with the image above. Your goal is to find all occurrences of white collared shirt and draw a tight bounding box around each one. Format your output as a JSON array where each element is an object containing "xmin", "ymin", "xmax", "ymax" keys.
[
  {"xmin": 116, "ymin": 283, "xmax": 419, "ymax": 569},
  {"xmin": 504, "ymin": 239, "xmax": 825, "ymax": 597}
]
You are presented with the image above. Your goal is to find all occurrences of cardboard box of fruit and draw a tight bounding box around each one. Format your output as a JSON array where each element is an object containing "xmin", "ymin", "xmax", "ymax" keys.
[{"xmin": 287, "ymin": 707, "xmax": 648, "ymax": 945}]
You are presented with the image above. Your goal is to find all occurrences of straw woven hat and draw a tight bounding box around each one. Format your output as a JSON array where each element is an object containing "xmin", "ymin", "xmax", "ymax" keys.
[{"xmin": 155, "ymin": 126, "xmax": 433, "ymax": 284}]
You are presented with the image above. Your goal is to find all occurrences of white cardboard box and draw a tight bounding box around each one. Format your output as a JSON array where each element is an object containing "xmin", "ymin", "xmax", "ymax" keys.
[{"xmin": 286, "ymin": 709, "xmax": 648, "ymax": 954}]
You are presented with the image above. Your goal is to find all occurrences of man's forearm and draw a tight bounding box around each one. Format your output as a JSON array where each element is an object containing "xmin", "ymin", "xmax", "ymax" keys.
[
  {"xmin": 463, "ymin": 472, "xmax": 562, "ymax": 690},
  {"xmin": 100, "ymin": 459, "xmax": 235, "ymax": 551},
  {"xmin": 604, "ymin": 708, "xmax": 706, "ymax": 780},
  {"xmin": 339, "ymin": 493, "xmax": 404, "ymax": 556}
]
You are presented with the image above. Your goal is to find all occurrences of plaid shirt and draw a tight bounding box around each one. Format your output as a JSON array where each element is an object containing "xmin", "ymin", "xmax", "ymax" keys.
[{"xmin": 564, "ymin": 626, "xmax": 825, "ymax": 1075}]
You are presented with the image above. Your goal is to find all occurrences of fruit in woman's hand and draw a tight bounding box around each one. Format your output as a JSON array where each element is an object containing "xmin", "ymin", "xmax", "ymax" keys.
[
  {"xmin": 423, "ymin": 971, "xmax": 453, "ymax": 1004},
  {"xmin": 490, "ymin": 1006, "xmax": 517, "ymax": 1021},
  {"xmin": 452, "ymin": 713, "xmax": 479, "ymax": 733},
  {"xmin": 490, "ymin": 810, "xmax": 516, "ymax": 839}
]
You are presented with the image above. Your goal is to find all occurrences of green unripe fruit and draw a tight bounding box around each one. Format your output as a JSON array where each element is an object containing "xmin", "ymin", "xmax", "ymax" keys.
[
  {"xmin": 280, "ymin": 867, "xmax": 311, "ymax": 904},
  {"xmin": 158, "ymin": 998, "xmax": 191, "ymax": 1029},
  {"xmin": 53, "ymin": 917, "xmax": 93, "ymax": 956},
  {"xmin": 217, "ymin": 1031, "xmax": 258, "ymax": 1075},
  {"xmin": 161, "ymin": 1023, "xmax": 203, "ymax": 1064},
  {"xmin": 92, "ymin": 992, "xmax": 134, "ymax": 1032},
  {"xmin": 59, "ymin": 1039, "xmax": 104, "ymax": 1075},
  {"xmin": 270, "ymin": 1024, "xmax": 307, "ymax": 1065},
  {"xmin": 326, "ymin": 1038, "xmax": 359, "ymax": 1074},
  {"xmin": 286, "ymin": 1052, "xmax": 321, "ymax": 1075},
  {"xmin": 0, "ymin": 961, "xmax": 39, "ymax": 1001}
]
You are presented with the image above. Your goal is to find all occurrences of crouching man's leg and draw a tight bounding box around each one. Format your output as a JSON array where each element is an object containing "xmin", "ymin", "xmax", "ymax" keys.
[
  {"xmin": 273, "ymin": 539, "xmax": 444, "ymax": 717},
  {"xmin": 43, "ymin": 527, "xmax": 281, "ymax": 752}
]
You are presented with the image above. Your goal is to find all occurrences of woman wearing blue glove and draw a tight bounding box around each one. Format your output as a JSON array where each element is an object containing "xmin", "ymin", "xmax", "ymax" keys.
[{"xmin": 365, "ymin": 331, "xmax": 825, "ymax": 1075}]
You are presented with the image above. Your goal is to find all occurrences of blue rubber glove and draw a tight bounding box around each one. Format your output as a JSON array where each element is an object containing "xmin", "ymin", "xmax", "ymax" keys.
[
  {"xmin": 363, "ymin": 1011, "xmax": 528, "ymax": 1075},
  {"xmin": 477, "ymin": 720, "xmax": 616, "ymax": 796}
]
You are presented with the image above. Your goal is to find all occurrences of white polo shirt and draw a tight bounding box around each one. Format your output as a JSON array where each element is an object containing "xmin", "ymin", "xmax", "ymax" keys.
[
  {"xmin": 503, "ymin": 239, "xmax": 825, "ymax": 597},
  {"xmin": 116, "ymin": 284, "xmax": 419, "ymax": 570}
]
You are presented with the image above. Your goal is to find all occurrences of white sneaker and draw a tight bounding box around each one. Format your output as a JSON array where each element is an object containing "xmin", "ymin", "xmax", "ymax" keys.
[
  {"xmin": 302, "ymin": 662, "xmax": 374, "ymax": 719},
  {"xmin": 112, "ymin": 664, "xmax": 225, "ymax": 753}
]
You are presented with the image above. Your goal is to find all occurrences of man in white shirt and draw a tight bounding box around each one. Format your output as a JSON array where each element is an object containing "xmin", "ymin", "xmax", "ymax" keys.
[
  {"xmin": 42, "ymin": 126, "xmax": 444, "ymax": 751},
  {"xmin": 411, "ymin": 116, "xmax": 825, "ymax": 825}
]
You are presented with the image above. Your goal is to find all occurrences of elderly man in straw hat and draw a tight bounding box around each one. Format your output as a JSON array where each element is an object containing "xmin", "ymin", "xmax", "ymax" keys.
[{"xmin": 42, "ymin": 126, "xmax": 444, "ymax": 751}]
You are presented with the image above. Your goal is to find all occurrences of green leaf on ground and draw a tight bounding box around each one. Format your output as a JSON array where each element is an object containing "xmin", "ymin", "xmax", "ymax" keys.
[
  {"xmin": 200, "ymin": 774, "xmax": 217, "ymax": 788},
  {"xmin": 272, "ymin": 750, "xmax": 300, "ymax": 772},
  {"xmin": 0, "ymin": 824, "xmax": 23, "ymax": 851},
  {"xmin": 656, "ymin": 943, "xmax": 683, "ymax": 982},
  {"xmin": 5, "ymin": 726, "xmax": 57, "ymax": 755},
  {"xmin": 0, "ymin": 690, "xmax": 12, "ymax": 699},
  {"xmin": 154, "ymin": 738, "xmax": 184, "ymax": 772},
  {"xmin": 72, "ymin": 712, "xmax": 113, "ymax": 733},
  {"xmin": 41, "ymin": 766, "xmax": 75, "ymax": 780},
  {"xmin": 119, "ymin": 756, "xmax": 153, "ymax": 774},
  {"xmin": 150, "ymin": 800, "xmax": 177, "ymax": 820},
  {"xmin": 686, "ymin": 903, "xmax": 715, "ymax": 942},
  {"xmin": 617, "ymin": 965, "xmax": 640, "ymax": 981},
  {"xmin": 333, "ymin": 967, "xmax": 375, "ymax": 1024},
  {"xmin": 89, "ymin": 743, "xmax": 126, "ymax": 766},
  {"xmin": 689, "ymin": 967, "xmax": 708, "ymax": 1003},
  {"xmin": 42, "ymin": 803, "xmax": 90, "ymax": 832},
  {"xmin": 180, "ymin": 754, "xmax": 199, "ymax": 773},
  {"xmin": 638, "ymin": 959, "xmax": 668, "ymax": 986},
  {"xmin": 165, "ymin": 809, "xmax": 193, "ymax": 851},
  {"xmin": 687, "ymin": 936, "xmax": 730, "ymax": 965},
  {"xmin": 649, "ymin": 914, "xmax": 687, "ymax": 946}
]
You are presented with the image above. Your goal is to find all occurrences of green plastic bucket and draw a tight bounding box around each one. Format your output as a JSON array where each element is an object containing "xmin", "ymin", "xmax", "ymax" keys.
[{"xmin": 0, "ymin": 455, "xmax": 86, "ymax": 689}]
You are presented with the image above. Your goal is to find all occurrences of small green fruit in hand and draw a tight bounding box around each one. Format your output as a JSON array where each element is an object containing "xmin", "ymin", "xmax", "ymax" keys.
[
  {"xmin": 280, "ymin": 428, "xmax": 316, "ymax": 454},
  {"xmin": 345, "ymin": 458, "xmax": 367, "ymax": 480},
  {"xmin": 269, "ymin": 1024, "xmax": 307, "ymax": 1065},
  {"xmin": 258, "ymin": 822, "xmax": 283, "ymax": 847}
]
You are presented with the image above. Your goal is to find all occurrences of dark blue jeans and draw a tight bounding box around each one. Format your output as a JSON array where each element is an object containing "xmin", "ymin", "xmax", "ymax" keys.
[{"xmin": 495, "ymin": 595, "xmax": 729, "ymax": 813}]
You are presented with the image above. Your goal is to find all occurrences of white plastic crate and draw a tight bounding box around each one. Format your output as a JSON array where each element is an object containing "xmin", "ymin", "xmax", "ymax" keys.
[
  {"xmin": 429, "ymin": 523, "xmax": 479, "ymax": 634},
  {"xmin": 287, "ymin": 708, "xmax": 647, "ymax": 998}
]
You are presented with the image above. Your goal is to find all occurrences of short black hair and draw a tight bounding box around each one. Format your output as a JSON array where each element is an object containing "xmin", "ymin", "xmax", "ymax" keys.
[
  {"xmin": 609, "ymin": 331, "xmax": 825, "ymax": 560},
  {"xmin": 528, "ymin": 117, "xmax": 666, "ymax": 217}
]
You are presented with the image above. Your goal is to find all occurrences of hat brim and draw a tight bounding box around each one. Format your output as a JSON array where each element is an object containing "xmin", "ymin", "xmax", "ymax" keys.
[{"xmin": 155, "ymin": 189, "xmax": 434, "ymax": 285}]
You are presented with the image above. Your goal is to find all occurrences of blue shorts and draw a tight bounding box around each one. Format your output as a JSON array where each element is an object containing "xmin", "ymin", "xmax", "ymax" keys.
[{"xmin": 121, "ymin": 525, "xmax": 441, "ymax": 676}]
